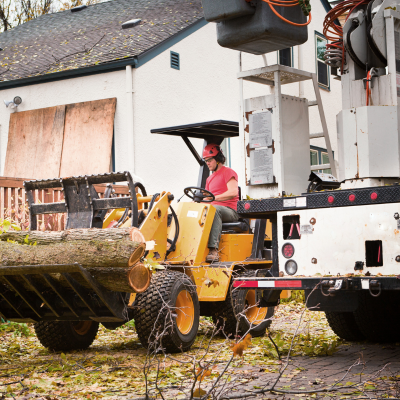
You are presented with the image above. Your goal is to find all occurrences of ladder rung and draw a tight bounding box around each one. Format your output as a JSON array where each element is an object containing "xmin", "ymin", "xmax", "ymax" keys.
[
  {"xmin": 308, "ymin": 100, "xmax": 318, "ymax": 106},
  {"xmin": 310, "ymin": 132, "xmax": 325, "ymax": 139},
  {"xmin": 311, "ymin": 164, "xmax": 330, "ymax": 171}
]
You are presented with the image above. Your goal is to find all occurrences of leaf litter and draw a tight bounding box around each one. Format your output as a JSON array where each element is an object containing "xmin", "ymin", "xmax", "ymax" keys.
[{"xmin": 1, "ymin": 298, "xmax": 399, "ymax": 399}]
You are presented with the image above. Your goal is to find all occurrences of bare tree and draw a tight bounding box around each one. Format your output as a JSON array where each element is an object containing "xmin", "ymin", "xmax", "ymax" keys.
[
  {"xmin": 0, "ymin": 0, "xmax": 16, "ymax": 31},
  {"xmin": 0, "ymin": 0, "xmax": 101, "ymax": 32}
]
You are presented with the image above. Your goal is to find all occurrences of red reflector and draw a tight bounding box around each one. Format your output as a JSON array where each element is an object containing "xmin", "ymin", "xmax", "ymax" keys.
[
  {"xmin": 349, "ymin": 194, "xmax": 356, "ymax": 202},
  {"xmin": 233, "ymin": 280, "xmax": 258, "ymax": 288},
  {"xmin": 371, "ymin": 192, "xmax": 378, "ymax": 200},
  {"xmin": 244, "ymin": 202, "xmax": 251, "ymax": 210},
  {"xmin": 282, "ymin": 243, "xmax": 294, "ymax": 258},
  {"xmin": 275, "ymin": 280, "xmax": 302, "ymax": 288},
  {"xmin": 327, "ymin": 195, "xmax": 335, "ymax": 204}
]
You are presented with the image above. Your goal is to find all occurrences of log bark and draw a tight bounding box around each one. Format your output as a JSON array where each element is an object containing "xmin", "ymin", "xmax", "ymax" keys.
[
  {"xmin": 0, "ymin": 228, "xmax": 145, "ymax": 268},
  {"xmin": 0, "ymin": 228, "xmax": 150, "ymax": 293}
]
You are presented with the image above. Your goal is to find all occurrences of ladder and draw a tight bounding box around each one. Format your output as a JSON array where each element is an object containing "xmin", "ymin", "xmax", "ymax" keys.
[{"xmin": 238, "ymin": 60, "xmax": 337, "ymax": 179}]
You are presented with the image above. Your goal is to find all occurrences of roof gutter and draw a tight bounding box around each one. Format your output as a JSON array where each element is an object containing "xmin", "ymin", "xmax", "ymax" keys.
[{"xmin": 0, "ymin": 18, "xmax": 208, "ymax": 91}]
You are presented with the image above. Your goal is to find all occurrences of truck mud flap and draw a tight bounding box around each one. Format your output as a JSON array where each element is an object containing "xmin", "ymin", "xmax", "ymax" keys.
[{"xmin": 0, "ymin": 264, "xmax": 128, "ymax": 323}]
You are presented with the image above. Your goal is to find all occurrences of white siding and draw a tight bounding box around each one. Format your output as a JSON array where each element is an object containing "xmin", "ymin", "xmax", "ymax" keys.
[{"xmin": 0, "ymin": 1, "xmax": 341, "ymax": 200}]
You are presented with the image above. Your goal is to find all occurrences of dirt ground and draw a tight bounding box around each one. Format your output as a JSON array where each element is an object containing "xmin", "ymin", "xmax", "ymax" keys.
[{"xmin": 1, "ymin": 301, "xmax": 399, "ymax": 400}]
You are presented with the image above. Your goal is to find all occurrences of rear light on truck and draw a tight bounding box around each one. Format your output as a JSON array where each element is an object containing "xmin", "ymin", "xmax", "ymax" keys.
[
  {"xmin": 285, "ymin": 260, "xmax": 298, "ymax": 275},
  {"xmin": 282, "ymin": 243, "xmax": 294, "ymax": 258},
  {"xmin": 371, "ymin": 192, "xmax": 378, "ymax": 200},
  {"xmin": 349, "ymin": 194, "xmax": 356, "ymax": 202}
]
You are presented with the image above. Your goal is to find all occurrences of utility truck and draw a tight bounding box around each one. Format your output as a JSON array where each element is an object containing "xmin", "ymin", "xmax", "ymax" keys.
[{"xmin": 201, "ymin": 0, "xmax": 400, "ymax": 342}]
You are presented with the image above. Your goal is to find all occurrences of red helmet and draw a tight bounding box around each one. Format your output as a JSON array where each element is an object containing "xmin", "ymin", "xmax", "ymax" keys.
[{"xmin": 203, "ymin": 144, "xmax": 221, "ymax": 159}]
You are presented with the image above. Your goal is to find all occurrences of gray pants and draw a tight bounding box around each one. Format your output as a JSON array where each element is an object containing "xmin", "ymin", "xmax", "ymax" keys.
[{"xmin": 208, "ymin": 205, "xmax": 239, "ymax": 248}]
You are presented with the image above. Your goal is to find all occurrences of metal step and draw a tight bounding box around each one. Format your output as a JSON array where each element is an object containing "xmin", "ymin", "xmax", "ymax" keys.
[
  {"xmin": 311, "ymin": 164, "xmax": 330, "ymax": 171},
  {"xmin": 310, "ymin": 132, "xmax": 325, "ymax": 139},
  {"xmin": 308, "ymin": 100, "xmax": 318, "ymax": 106}
]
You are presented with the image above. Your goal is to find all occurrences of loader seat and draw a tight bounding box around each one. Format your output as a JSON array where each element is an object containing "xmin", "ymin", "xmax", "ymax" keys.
[{"xmin": 221, "ymin": 218, "xmax": 250, "ymax": 233}]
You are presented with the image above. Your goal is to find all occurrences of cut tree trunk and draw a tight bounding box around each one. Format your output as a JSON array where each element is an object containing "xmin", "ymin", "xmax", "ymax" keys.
[
  {"xmin": 0, "ymin": 228, "xmax": 150, "ymax": 293},
  {"xmin": 0, "ymin": 228, "xmax": 145, "ymax": 268}
]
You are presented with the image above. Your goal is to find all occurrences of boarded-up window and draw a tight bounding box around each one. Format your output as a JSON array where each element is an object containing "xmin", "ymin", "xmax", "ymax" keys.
[{"xmin": 4, "ymin": 98, "xmax": 116, "ymax": 179}]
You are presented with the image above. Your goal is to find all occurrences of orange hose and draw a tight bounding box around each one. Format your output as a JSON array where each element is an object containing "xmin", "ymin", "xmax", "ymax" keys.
[
  {"xmin": 261, "ymin": 0, "xmax": 312, "ymax": 26},
  {"xmin": 323, "ymin": 0, "xmax": 371, "ymax": 72},
  {"xmin": 366, "ymin": 70, "xmax": 371, "ymax": 106}
]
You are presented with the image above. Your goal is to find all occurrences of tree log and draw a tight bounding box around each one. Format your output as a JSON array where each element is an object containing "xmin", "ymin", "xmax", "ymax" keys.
[
  {"xmin": 87, "ymin": 263, "xmax": 151, "ymax": 293},
  {"xmin": 0, "ymin": 228, "xmax": 150, "ymax": 293},
  {"xmin": 0, "ymin": 228, "xmax": 145, "ymax": 268}
]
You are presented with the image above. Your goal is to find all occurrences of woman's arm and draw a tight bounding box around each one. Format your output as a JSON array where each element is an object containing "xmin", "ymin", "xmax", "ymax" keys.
[{"xmin": 213, "ymin": 178, "xmax": 238, "ymax": 202}]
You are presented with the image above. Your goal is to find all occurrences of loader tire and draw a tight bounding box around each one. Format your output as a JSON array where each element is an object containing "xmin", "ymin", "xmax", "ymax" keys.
[
  {"xmin": 34, "ymin": 321, "xmax": 99, "ymax": 352},
  {"xmin": 213, "ymin": 270, "xmax": 274, "ymax": 338},
  {"xmin": 325, "ymin": 312, "xmax": 365, "ymax": 341},
  {"xmin": 133, "ymin": 270, "xmax": 199, "ymax": 353},
  {"xmin": 353, "ymin": 291, "xmax": 400, "ymax": 342}
]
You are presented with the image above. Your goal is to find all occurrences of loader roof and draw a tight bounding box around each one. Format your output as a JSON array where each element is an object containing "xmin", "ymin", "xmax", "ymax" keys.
[{"xmin": 151, "ymin": 120, "xmax": 239, "ymax": 143}]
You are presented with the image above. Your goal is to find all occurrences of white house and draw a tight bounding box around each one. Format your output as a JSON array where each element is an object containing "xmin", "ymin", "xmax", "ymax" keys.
[{"xmin": 0, "ymin": 0, "xmax": 341, "ymax": 199}]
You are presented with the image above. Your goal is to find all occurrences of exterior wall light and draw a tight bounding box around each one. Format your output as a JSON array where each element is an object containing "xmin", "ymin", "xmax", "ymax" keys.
[{"xmin": 4, "ymin": 96, "xmax": 22, "ymax": 108}]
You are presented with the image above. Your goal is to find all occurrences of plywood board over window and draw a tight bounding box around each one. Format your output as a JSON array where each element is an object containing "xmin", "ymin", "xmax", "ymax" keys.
[
  {"xmin": 4, "ymin": 105, "xmax": 66, "ymax": 179},
  {"xmin": 60, "ymin": 98, "xmax": 116, "ymax": 177},
  {"xmin": 3, "ymin": 98, "xmax": 116, "ymax": 179}
]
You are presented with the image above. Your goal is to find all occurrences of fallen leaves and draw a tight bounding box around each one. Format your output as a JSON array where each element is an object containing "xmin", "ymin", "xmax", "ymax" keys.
[
  {"xmin": 204, "ymin": 278, "xmax": 219, "ymax": 288},
  {"xmin": 231, "ymin": 333, "xmax": 252, "ymax": 357}
]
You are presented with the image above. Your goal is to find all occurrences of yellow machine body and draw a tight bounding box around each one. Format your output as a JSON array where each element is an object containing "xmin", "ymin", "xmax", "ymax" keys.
[{"xmin": 103, "ymin": 193, "xmax": 289, "ymax": 302}]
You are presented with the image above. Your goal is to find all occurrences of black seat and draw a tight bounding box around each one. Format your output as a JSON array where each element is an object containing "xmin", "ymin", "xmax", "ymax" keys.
[{"xmin": 221, "ymin": 218, "xmax": 250, "ymax": 233}]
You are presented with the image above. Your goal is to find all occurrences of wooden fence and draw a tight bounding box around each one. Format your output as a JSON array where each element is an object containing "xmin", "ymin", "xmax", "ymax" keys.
[{"xmin": 0, "ymin": 177, "xmax": 130, "ymax": 231}]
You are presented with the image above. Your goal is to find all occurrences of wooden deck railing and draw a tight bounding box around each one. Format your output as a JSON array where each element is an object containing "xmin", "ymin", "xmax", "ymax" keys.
[{"xmin": 0, "ymin": 177, "xmax": 130, "ymax": 231}]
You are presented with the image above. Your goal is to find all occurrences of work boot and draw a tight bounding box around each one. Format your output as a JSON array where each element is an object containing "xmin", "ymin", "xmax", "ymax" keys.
[{"xmin": 206, "ymin": 248, "xmax": 220, "ymax": 263}]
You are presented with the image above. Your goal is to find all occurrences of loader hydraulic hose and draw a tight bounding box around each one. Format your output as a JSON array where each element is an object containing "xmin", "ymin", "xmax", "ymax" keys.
[
  {"xmin": 148, "ymin": 193, "xmax": 160, "ymax": 212},
  {"xmin": 134, "ymin": 182, "xmax": 148, "ymax": 209},
  {"xmin": 116, "ymin": 182, "xmax": 149, "ymax": 228},
  {"xmin": 167, "ymin": 205, "xmax": 180, "ymax": 255}
]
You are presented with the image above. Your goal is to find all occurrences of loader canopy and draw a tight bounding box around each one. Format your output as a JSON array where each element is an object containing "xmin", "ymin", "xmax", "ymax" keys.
[{"xmin": 151, "ymin": 120, "xmax": 239, "ymax": 188}]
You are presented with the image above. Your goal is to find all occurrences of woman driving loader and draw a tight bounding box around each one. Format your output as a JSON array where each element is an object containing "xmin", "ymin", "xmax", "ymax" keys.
[{"xmin": 203, "ymin": 143, "xmax": 240, "ymax": 262}]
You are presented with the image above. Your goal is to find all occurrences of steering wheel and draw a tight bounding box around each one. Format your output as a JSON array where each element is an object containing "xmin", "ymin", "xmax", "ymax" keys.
[{"xmin": 183, "ymin": 186, "xmax": 215, "ymax": 203}]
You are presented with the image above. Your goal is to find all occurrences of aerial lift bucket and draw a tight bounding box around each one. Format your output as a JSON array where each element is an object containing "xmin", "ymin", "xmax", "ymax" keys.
[{"xmin": 202, "ymin": 0, "xmax": 308, "ymax": 54}]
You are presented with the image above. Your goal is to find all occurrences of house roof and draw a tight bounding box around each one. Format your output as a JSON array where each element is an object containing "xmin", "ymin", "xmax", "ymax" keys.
[{"xmin": 0, "ymin": 0, "xmax": 203, "ymax": 83}]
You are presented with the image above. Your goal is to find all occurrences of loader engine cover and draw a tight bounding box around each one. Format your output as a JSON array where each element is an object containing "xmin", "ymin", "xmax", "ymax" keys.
[{"xmin": 214, "ymin": 0, "xmax": 308, "ymax": 55}]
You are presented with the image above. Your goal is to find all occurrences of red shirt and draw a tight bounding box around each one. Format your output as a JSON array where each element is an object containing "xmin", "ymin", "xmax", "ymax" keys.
[{"xmin": 205, "ymin": 166, "xmax": 239, "ymax": 211}]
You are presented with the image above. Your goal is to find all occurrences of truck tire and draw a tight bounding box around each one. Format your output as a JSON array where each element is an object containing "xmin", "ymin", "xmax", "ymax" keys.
[
  {"xmin": 353, "ymin": 291, "xmax": 400, "ymax": 342},
  {"xmin": 325, "ymin": 312, "xmax": 365, "ymax": 341},
  {"xmin": 34, "ymin": 321, "xmax": 99, "ymax": 351},
  {"xmin": 213, "ymin": 270, "xmax": 274, "ymax": 338},
  {"xmin": 133, "ymin": 270, "xmax": 199, "ymax": 353}
]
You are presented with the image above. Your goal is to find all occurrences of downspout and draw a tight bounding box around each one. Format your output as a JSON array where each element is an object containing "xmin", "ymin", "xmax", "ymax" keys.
[
  {"xmin": 126, "ymin": 65, "xmax": 135, "ymax": 174},
  {"xmin": 126, "ymin": 62, "xmax": 145, "ymax": 183}
]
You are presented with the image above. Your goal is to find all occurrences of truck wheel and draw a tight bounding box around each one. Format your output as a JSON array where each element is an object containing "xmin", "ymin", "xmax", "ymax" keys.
[
  {"xmin": 34, "ymin": 321, "xmax": 99, "ymax": 351},
  {"xmin": 213, "ymin": 271, "xmax": 274, "ymax": 338},
  {"xmin": 133, "ymin": 270, "xmax": 200, "ymax": 353},
  {"xmin": 353, "ymin": 291, "xmax": 400, "ymax": 342},
  {"xmin": 325, "ymin": 312, "xmax": 365, "ymax": 341}
]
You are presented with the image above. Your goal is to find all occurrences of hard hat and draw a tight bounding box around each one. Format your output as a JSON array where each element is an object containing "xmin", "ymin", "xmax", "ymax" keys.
[{"xmin": 203, "ymin": 144, "xmax": 221, "ymax": 159}]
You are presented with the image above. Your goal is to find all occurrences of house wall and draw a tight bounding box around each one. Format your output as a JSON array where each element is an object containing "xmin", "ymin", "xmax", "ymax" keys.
[{"xmin": 0, "ymin": 1, "xmax": 341, "ymax": 200}]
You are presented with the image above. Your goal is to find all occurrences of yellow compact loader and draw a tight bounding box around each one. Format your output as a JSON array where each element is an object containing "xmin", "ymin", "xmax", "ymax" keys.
[{"xmin": 0, "ymin": 121, "xmax": 287, "ymax": 352}]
